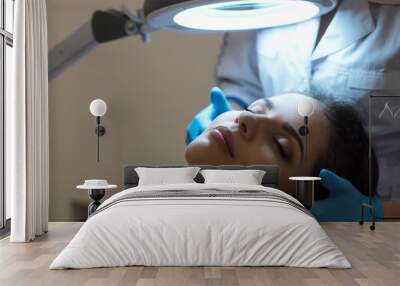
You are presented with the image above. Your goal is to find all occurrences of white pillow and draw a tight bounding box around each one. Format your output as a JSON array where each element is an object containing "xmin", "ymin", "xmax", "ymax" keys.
[
  {"xmin": 135, "ymin": 167, "xmax": 200, "ymax": 186},
  {"xmin": 200, "ymin": 169, "xmax": 266, "ymax": 185}
]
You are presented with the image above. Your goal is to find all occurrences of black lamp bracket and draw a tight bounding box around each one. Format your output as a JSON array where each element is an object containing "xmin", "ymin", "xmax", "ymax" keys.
[
  {"xmin": 299, "ymin": 116, "xmax": 309, "ymax": 136},
  {"xmin": 299, "ymin": 126, "xmax": 309, "ymax": 136},
  {"xmin": 95, "ymin": 126, "xmax": 106, "ymax": 136},
  {"xmin": 95, "ymin": 116, "xmax": 106, "ymax": 136}
]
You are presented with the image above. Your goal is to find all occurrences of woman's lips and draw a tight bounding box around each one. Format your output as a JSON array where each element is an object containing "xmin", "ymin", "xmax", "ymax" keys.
[{"xmin": 209, "ymin": 126, "xmax": 235, "ymax": 158}]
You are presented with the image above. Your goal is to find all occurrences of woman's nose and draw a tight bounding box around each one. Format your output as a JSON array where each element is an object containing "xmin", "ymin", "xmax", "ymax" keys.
[{"xmin": 236, "ymin": 111, "xmax": 258, "ymax": 141}]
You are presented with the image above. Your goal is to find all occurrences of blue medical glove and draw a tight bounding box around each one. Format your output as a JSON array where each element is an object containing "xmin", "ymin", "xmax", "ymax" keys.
[
  {"xmin": 186, "ymin": 87, "xmax": 231, "ymax": 144},
  {"xmin": 311, "ymin": 169, "xmax": 383, "ymax": 221}
]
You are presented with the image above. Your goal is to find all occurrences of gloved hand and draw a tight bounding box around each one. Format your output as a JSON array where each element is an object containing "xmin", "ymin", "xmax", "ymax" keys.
[
  {"xmin": 311, "ymin": 169, "xmax": 383, "ymax": 221},
  {"xmin": 186, "ymin": 87, "xmax": 231, "ymax": 144}
]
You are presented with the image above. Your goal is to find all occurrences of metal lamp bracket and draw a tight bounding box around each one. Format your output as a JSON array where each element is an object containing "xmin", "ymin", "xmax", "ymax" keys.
[
  {"xmin": 299, "ymin": 116, "xmax": 309, "ymax": 136},
  {"xmin": 95, "ymin": 125, "xmax": 106, "ymax": 136}
]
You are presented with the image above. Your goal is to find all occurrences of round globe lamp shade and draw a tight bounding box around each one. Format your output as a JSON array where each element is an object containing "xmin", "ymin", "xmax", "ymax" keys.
[
  {"xmin": 143, "ymin": 0, "xmax": 338, "ymax": 32},
  {"xmin": 90, "ymin": 99, "xmax": 107, "ymax": 117},
  {"xmin": 298, "ymin": 99, "xmax": 315, "ymax": 117}
]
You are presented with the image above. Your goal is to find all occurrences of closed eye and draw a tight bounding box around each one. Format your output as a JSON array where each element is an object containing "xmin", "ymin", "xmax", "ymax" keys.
[{"xmin": 273, "ymin": 137, "xmax": 288, "ymax": 161}]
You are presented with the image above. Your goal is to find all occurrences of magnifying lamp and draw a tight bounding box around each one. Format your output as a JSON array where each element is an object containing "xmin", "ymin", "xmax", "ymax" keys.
[
  {"xmin": 48, "ymin": 0, "xmax": 337, "ymax": 79},
  {"xmin": 144, "ymin": 0, "xmax": 337, "ymax": 32}
]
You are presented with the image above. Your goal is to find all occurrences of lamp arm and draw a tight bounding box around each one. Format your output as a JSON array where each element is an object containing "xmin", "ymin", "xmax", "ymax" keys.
[{"xmin": 48, "ymin": 8, "xmax": 150, "ymax": 81}]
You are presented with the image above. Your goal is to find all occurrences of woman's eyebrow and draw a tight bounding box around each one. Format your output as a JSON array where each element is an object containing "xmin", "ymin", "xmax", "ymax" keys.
[
  {"xmin": 282, "ymin": 122, "xmax": 304, "ymax": 160},
  {"xmin": 263, "ymin": 98, "xmax": 274, "ymax": 109}
]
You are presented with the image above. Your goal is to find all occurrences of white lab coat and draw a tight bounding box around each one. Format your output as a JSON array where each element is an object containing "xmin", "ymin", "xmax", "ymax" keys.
[{"xmin": 216, "ymin": 0, "xmax": 400, "ymax": 199}]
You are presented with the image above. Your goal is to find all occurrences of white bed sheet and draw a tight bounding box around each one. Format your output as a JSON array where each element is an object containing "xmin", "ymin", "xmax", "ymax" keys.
[{"xmin": 50, "ymin": 183, "xmax": 350, "ymax": 269}]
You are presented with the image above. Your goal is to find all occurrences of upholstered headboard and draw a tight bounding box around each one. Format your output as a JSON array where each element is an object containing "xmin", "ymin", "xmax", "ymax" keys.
[{"xmin": 123, "ymin": 165, "xmax": 279, "ymax": 189}]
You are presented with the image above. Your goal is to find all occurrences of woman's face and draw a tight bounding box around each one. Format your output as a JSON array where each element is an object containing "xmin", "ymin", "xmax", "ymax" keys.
[{"xmin": 185, "ymin": 93, "xmax": 331, "ymax": 195}]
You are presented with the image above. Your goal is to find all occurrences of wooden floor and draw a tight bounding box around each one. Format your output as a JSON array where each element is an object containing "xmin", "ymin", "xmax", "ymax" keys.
[{"xmin": 0, "ymin": 222, "xmax": 399, "ymax": 286}]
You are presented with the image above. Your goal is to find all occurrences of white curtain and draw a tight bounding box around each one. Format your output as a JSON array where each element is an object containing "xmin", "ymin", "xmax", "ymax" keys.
[{"xmin": 7, "ymin": 0, "xmax": 49, "ymax": 242}]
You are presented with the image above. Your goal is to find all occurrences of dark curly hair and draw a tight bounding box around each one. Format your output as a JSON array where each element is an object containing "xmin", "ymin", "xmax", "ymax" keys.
[{"xmin": 310, "ymin": 94, "xmax": 379, "ymax": 200}]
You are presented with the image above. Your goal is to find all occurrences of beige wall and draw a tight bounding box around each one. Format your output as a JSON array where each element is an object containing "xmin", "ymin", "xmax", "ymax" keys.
[{"xmin": 48, "ymin": 0, "xmax": 222, "ymax": 221}]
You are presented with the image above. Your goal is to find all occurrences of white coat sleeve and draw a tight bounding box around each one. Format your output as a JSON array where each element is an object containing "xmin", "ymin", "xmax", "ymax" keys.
[{"xmin": 215, "ymin": 31, "xmax": 264, "ymax": 108}]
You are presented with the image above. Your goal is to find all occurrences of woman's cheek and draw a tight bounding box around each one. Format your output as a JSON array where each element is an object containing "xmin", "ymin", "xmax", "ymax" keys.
[
  {"xmin": 234, "ymin": 142, "xmax": 274, "ymax": 166},
  {"xmin": 209, "ymin": 111, "xmax": 241, "ymax": 129},
  {"xmin": 252, "ymin": 144, "xmax": 275, "ymax": 163}
]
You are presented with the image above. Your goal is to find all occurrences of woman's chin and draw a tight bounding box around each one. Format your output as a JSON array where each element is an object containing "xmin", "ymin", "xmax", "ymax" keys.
[
  {"xmin": 185, "ymin": 137, "xmax": 232, "ymax": 165},
  {"xmin": 185, "ymin": 150, "xmax": 229, "ymax": 165}
]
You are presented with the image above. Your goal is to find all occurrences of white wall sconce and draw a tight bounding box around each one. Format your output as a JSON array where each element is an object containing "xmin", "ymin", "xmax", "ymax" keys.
[
  {"xmin": 298, "ymin": 99, "xmax": 315, "ymax": 161},
  {"xmin": 89, "ymin": 99, "xmax": 107, "ymax": 162}
]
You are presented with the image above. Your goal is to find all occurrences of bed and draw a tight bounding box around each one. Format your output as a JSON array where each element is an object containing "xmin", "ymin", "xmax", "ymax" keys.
[{"xmin": 50, "ymin": 165, "xmax": 350, "ymax": 269}]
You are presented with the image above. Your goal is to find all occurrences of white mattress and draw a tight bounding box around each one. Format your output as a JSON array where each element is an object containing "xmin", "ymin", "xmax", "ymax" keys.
[{"xmin": 50, "ymin": 183, "xmax": 350, "ymax": 269}]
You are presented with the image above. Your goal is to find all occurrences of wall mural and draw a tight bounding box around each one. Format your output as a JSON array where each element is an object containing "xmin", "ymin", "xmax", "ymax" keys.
[{"xmin": 48, "ymin": 0, "xmax": 400, "ymax": 223}]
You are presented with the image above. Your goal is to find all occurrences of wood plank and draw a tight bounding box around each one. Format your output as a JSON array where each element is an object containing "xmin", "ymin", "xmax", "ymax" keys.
[{"xmin": 0, "ymin": 222, "xmax": 399, "ymax": 286}]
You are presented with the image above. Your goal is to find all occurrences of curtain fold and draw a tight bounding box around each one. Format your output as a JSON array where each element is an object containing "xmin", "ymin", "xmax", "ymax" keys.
[{"xmin": 8, "ymin": 0, "xmax": 49, "ymax": 242}]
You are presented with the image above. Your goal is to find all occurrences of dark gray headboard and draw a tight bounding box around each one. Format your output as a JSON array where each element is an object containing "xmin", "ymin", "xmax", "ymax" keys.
[{"xmin": 123, "ymin": 165, "xmax": 279, "ymax": 189}]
